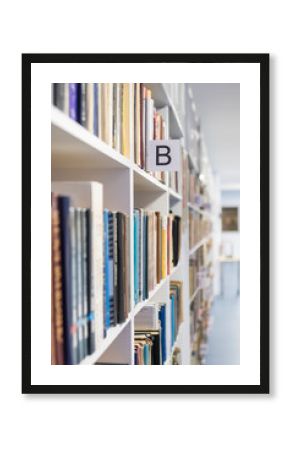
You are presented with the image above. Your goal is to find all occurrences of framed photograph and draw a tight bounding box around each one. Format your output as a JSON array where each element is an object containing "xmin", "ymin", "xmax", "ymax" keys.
[{"xmin": 22, "ymin": 53, "xmax": 269, "ymax": 394}]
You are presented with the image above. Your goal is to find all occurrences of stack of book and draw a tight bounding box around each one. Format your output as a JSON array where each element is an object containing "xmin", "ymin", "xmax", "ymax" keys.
[
  {"xmin": 188, "ymin": 172, "xmax": 196, "ymax": 205},
  {"xmin": 170, "ymin": 281, "xmax": 183, "ymax": 348},
  {"xmin": 133, "ymin": 209, "xmax": 181, "ymax": 304},
  {"xmin": 51, "ymin": 181, "xmax": 130, "ymax": 365},
  {"xmin": 134, "ymin": 304, "xmax": 166, "ymax": 365},
  {"xmin": 53, "ymin": 83, "xmax": 132, "ymax": 158}
]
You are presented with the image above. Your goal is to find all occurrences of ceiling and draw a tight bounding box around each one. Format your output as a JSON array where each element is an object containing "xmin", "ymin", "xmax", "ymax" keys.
[{"xmin": 190, "ymin": 83, "xmax": 240, "ymax": 188}]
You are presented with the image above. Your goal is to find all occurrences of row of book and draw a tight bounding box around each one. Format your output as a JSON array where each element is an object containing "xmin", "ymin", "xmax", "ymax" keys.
[
  {"xmin": 133, "ymin": 209, "xmax": 181, "ymax": 304},
  {"xmin": 134, "ymin": 281, "xmax": 183, "ymax": 365},
  {"xmin": 51, "ymin": 181, "xmax": 130, "ymax": 365},
  {"xmin": 189, "ymin": 210, "xmax": 212, "ymax": 249},
  {"xmin": 53, "ymin": 83, "xmax": 131, "ymax": 158},
  {"xmin": 53, "ymin": 83, "xmax": 182, "ymax": 193}
]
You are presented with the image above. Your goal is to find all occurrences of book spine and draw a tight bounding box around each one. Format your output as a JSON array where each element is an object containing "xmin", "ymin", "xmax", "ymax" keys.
[
  {"xmin": 116, "ymin": 213, "xmax": 125, "ymax": 322},
  {"xmin": 93, "ymin": 83, "xmax": 99, "ymax": 136},
  {"xmin": 86, "ymin": 83, "xmax": 94, "ymax": 133},
  {"xmin": 75, "ymin": 208, "xmax": 85, "ymax": 361},
  {"xmin": 81, "ymin": 209, "xmax": 89, "ymax": 357},
  {"xmin": 54, "ymin": 83, "xmax": 66, "ymax": 112},
  {"xmin": 57, "ymin": 195, "xmax": 73, "ymax": 364},
  {"xmin": 69, "ymin": 83, "xmax": 79, "ymax": 121},
  {"xmin": 133, "ymin": 210, "xmax": 139, "ymax": 304},
  {"xmin": 125, "ymin": 214, "xmax": 130, "ymax": 316},
  {"xmin": 85, "ymin": 209, "xmax": 95, "ymax": 355},
  {"xmin": 69, "ymin": 207, "xmax": 79, "ymax": 364},
  {"xmin": 51, "ymin": 194, "xmax": 64, "ymax": 364},
  {"xmin": 79, "ymin": 83, "xmax": 87, "ymax": 128},
  {"xmin": 108, "ymin": 212, "xmax": 115, "ymax": 327},
  {"xmin": 113, "ymin": 212, "xmax": 119, "ymax": 325},
  {"xmin": 103, "ymin": 210, "xmax": 110, "ymax": 331}
]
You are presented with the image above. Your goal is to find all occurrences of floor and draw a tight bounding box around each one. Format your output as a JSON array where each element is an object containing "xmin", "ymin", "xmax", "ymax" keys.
[
  {"xmin": 205, "ymin": 262, "xmax": 240, "ymax": 365},
  {"xmin": 205, "ymin": 295, "xmax": 240, "ymax": 364}
]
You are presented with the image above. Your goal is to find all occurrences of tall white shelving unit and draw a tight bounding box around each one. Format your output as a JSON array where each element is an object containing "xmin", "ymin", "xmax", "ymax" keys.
[{"xmin": 51, "ymin": 83, "xmax": 215, "ymax": 365}]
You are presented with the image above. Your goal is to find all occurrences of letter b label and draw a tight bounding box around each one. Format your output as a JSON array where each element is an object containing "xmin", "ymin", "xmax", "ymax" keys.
[{"xmin": 147, "ymin": 140, "xmax": 180, "ymax": 171}]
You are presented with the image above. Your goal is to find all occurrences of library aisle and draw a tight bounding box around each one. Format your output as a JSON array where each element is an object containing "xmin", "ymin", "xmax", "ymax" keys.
[{"xmin": 51, "ymin": 82, "xmax": 240, "ymax": 365}]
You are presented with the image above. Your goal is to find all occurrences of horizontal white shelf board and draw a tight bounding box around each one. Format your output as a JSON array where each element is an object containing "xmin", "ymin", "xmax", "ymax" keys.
[
  {"xmin": 52, "ymin": 106, "xmax": 131, "ymax": 170},
  {"xmin": 80, "ymin": 317, "xmax": 131, "ymax": 365},
  {"xmin": 133, "ymin": 165, "xmax": 168, "ymax": 193},
  {"xmin": 189, "ymin": 234, "xmax": 213, "ymax": 256},
  {"xmin": 168, "ymin": 188, "xmax": 182, "ymax": 201},
  {"xmin": 187, "ymin": 202, "xmax": 213, "ymax": 218}
]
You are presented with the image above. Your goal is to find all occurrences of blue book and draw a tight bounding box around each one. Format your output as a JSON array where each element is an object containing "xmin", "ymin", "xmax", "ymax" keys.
[
  {"xmin": 94, "ymin": 84, "xmax": 99, "ymax": 136},
  {"xmin": 69, "ymin": 83, "xmax": 79, "ymax": 122},
  {"xmin": 159, "ymin": 304, "xmax": 167, "ymax": 364},
  {"xmin": 58, "ymin": 196, "xmax": 73, "ymax": 365},
  {"xmin": 108, "ymin": 212, "xmax": 115, "ymax": 327},
  {"xmin": 171, "ymin": 294, "xmax": 175, "ymax": 348},
  {"xmin": 103, "ymin": 210, "xmax": 111, "ymax": 332},
  {"xmin": 134, "ymin": 210, "xmax": 139, "ymax": 304},
  {"xmin": 144, "ymin": 344, "xmax": 150, "ymax": 365}
]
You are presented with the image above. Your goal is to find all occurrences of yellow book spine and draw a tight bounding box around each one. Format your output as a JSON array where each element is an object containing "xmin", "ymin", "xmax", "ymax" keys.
[{"xmin": 161, "ymin": 216, "xmax": 167, "ymax": 279}]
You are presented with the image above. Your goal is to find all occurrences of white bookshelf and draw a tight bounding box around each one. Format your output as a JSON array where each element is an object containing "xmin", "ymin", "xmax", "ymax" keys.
[{"xmin": 51, "ymin": 83, "xmax": 215, "ymax": 365}]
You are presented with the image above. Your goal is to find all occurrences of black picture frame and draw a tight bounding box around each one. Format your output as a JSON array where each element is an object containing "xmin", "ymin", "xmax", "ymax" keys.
[{"xmin": 22, "ymin": 53, "xmax": 269, "ymax": 394}]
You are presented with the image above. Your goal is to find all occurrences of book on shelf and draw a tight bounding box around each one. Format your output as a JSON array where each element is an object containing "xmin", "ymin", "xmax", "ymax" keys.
[
  {"xmin": 133, "ymin": 209, "xmax": 181, "ymax": 304},
  {"xmin": 51, "ymin": 181, "xmax": 130, "ymax": 364},
  {"xmin": 170, "ymin": 280, "xmax": 183, "ymax": 348}
]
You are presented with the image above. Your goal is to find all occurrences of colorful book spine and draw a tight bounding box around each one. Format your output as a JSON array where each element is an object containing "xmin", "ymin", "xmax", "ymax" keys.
[{"xmin": 69, "ymin": 83, "xmax": 79, "ymax": 121}]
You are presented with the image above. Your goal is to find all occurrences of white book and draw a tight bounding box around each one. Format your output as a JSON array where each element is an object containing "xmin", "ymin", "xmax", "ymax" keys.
[{"xmin": 52, "ymin": 181, "xmax": 104, "ymax": 350}]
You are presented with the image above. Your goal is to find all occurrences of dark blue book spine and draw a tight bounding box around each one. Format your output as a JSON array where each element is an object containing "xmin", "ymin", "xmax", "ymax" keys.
[
  {"xmin": 58, "ymin": 196, "xmax": 73, "ymax": 365},
  {"xmin": 159, "ymin": 304, "xmax": 166, "ymax": 364},
  {"xmin": 171, "ymin": 294, "xmax": 175, "ymax": 348},
  {"xmin": 94, "ymin": 84, "xmax": 99, "ymax": 136},
  {"xmin": 103, "ymin": 210, "xmax": 111, "ymax": 331},
  {"xmin": 69, "ymin": 83, "xmax": 79, "ymax": 122}
]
